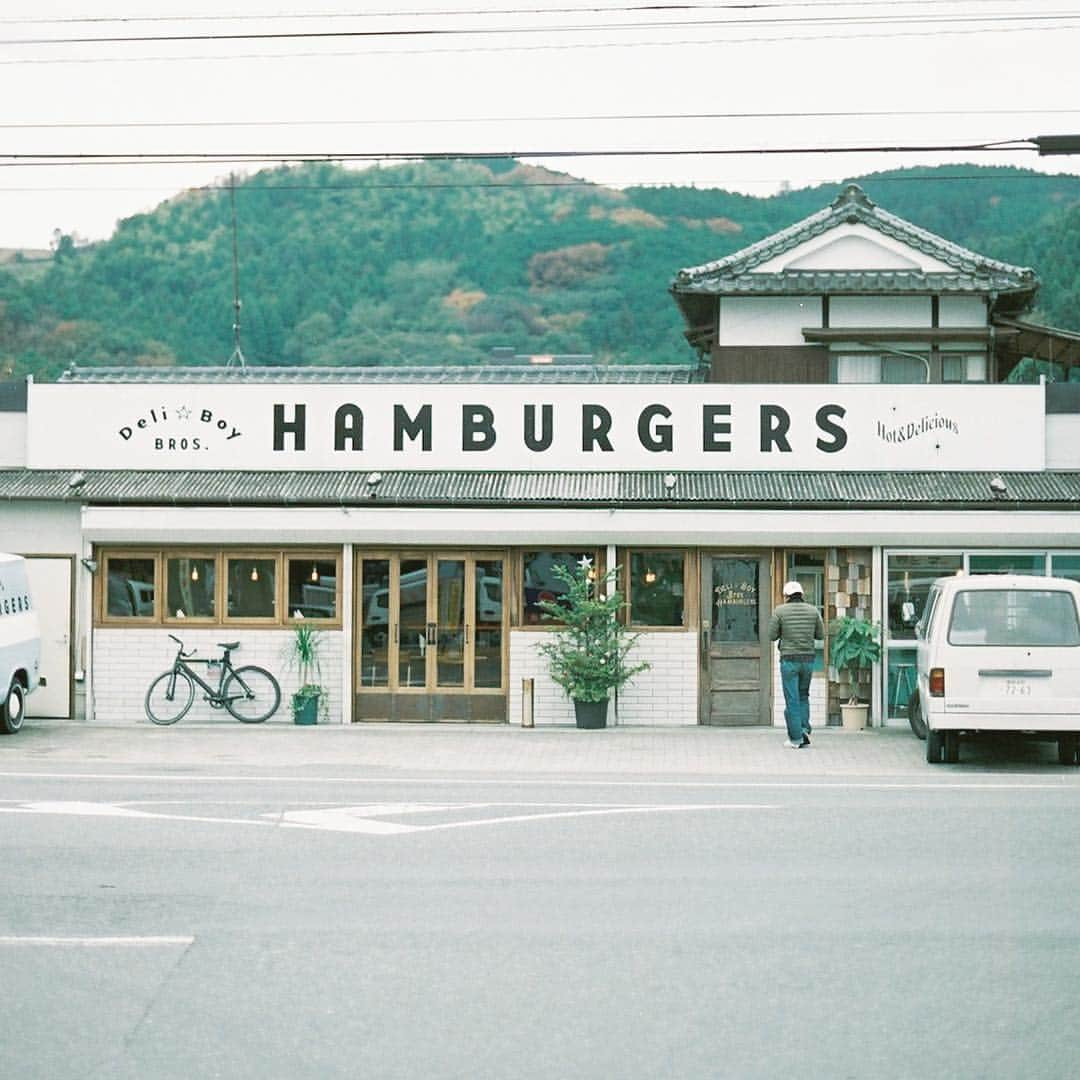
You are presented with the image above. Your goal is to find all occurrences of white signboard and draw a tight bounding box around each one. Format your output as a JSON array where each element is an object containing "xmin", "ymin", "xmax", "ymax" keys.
[{"xmin": 26, "ymin": 382, "xmax": 1046, "ymax": 472}]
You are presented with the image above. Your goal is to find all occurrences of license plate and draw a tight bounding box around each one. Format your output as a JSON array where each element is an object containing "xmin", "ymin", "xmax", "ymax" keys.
[{"xmin": 1004, "ymin": 679, "xmax": 1032, "ymax": 697}]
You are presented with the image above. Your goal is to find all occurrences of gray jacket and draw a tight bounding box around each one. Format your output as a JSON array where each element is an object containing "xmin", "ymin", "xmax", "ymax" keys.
[{"xmin": 768, "ymin": 600, "xmax": 825, "ymax": 656}]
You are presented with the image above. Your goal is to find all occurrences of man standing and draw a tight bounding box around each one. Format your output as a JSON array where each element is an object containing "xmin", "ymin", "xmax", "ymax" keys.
[{"xmin": 768, "ymin": 580, "xmax": 825, "ymax": 749}]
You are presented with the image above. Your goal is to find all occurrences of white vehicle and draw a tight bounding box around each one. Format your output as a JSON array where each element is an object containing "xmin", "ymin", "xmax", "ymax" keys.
[
  {"xmin": 0, "ymin": 553, "xmax": 41, "ymax": 734},
  {"xmin": 913, "ymin": 574, "xmax": 1080, "ymax": 765}
]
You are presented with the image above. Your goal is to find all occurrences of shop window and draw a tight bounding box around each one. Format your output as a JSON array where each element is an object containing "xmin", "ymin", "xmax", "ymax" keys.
[
  {"xmin": 968, "ymin": 552, "xmax": 1047, "ymax": 577},
  {"xmin": 836, "ymin": 353, "xmax": 928, "ymax": 384},
  {"xmin": 521, "ymin": 550, "xmax": 597, "ymax": 625},
  {"xmin": 886, "ymin": 553, "xmax": 963, "ymax": 641},
  {"xmin": 1051, "ymin": 554, "xmax": 1080, "ymax": 584},
  {"xmin": 104, "ymin": 554, "xmax": 157, "ymax": 619},
  {"xmin": 287, "ymin": 556, "xmax": 339, "ymax": 621},
  {"xmin": 166, "ymin": 555, "xmax": 216, "ymax": 621},
  {"xmin": 227, "ymin": 556, "xmax": 278, "ymax": 621},
  {"xmin": 627, "ymin": 552, "xmax": 685, "ymax": 627}
]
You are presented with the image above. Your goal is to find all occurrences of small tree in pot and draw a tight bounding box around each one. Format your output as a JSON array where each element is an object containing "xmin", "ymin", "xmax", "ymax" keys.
[
  {"xmin": 287, "ymin": 618, "xmax": 325, "ymax": 725},
  {"xmin": 829, "ymin": 615, "xmax": 881, "ymax": 730},
  {"xmin": 536, "ymin": 559, "xmax": 649, "ymax": 728}
]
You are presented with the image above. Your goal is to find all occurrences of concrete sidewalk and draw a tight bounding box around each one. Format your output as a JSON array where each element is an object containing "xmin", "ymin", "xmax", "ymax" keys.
[{"xmin": 2, "ymin": 719, "xmax": 1074, "ymax": 778}]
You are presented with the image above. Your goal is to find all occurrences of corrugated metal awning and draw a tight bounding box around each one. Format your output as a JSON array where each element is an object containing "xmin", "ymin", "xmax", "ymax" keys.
[{"xmin": 2, "ymin": 468, "xmax": 1078, "ymax": 510}]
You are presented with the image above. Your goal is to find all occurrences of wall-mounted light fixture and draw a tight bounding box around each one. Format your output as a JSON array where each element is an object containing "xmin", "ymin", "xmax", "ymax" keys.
[
  {"xmin": 662, "ymin": 473, "xmax": 677, "ymax": 491},
  {"xmin": 80, "ymin": 558, "xmax": 98, "ymax": 574}
]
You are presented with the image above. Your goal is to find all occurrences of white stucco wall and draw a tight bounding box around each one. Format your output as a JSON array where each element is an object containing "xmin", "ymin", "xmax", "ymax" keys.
[
  {"xmin": 829, "ymin": 295, "xmax": 931, "ymax": 328},
  {"xmin": 938, "ymin": 295, "xmax": 987, "ymax": 327},
  {"xmin": 717, "ymin": 296, "xmax": 819, "ymax": 346},
  {"xmin": 1047, "ymin": 416, "xmax": 1080, "ymax": 467},
  {"xmin": 754, "ymin": 224, "xmax": 954, "ymax": 273},
  {"xmin": 509, "ymin": 630, "xmax": 698, "ymax": 727},
  {"xmin": 91, "ymin": 627, "xmax": 345, "ymax": 724},
  {"xmin": 0, "ymin": 413, "xmax": 26, "ymax": 466}
]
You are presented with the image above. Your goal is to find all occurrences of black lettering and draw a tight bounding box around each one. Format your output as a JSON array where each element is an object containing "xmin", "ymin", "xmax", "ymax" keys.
[
  {"xmin": 463, "ymin": 404, "xmax": 496, "ymax": 451},
  {"xmin": 119, "ymin": 426, "xmax": 132, "ymax": 440},
  {"xmin": 760, "ymin": 405, "xmax": 791, "ymax": 452},
  {"xmin": 523, "ymin": 404, "xmax": 553, "ymax": 452},
  {"xmin": 394, "ymin": 404, "xmax": 432, "ymax": 451},
  {"xmin": 273, "ymin": 403, "xmax": 306, "ymax": 452},
  {"xmin": 702, "ymin": 405, "xmax": 732, "ymax": 452},
  {"xmin": 815, "ymin": 404, "xmax": 847, "ymax": 453},
  {"xmin": 582, "ymin": 404, "xmax": 613, "ymax": 452},
  {"xmin": 334, "ymin": 404, "xmax": 364, "ymax": 451},
  {"xmin": 638, "ymin": 404, "xmax": 673, "ymax": 453}
]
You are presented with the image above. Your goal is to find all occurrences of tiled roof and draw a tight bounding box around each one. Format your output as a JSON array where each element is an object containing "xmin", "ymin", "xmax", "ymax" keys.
[
  {"xmin": 57, "ymin": 363, "xmax": 704, "ymax": 385},
  {"xmin": 3, "ymin": 468, "xmax": 1079, "ymax": 509},
  {"xmin": 672, "ymin": 184, "xmax": 1038, "ymax": 300}
]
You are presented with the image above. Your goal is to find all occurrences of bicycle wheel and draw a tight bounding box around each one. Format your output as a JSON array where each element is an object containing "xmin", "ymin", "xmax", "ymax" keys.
[
  {"xmin": 223, "ymin": 665, "xmax": 281, "ymax": 723},
  {"xmin": 145, "ymin": 669, "xmax": 195, "ymax": 725}
]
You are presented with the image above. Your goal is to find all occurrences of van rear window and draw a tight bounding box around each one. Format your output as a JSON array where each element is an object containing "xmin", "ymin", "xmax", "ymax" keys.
[{"xmin": 948, "ymin": 590, "xmax": 1080, "ymax": 646}]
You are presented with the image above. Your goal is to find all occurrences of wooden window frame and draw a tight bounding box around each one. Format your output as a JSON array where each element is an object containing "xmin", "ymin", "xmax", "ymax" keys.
[
  {"xmin": 163, "ymin": 550, "xmax": 220, "ymax": 626},
  {"xmin": 99, "ymin": 550, "xmax": 161, "ymax": 625},
  {"xmin": 621, "ymin": 548, "xmax": 691, "ymax": 631},
  {"xmin": 514, "ymin": 548, "xmax": 604, "ymax": 630},
  {"xmin": 284, "ymin": 551, "xmax": 343, "ymax": 626}
]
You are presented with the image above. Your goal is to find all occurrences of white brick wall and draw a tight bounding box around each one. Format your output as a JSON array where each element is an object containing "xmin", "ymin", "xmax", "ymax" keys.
[
  {"xmin": 92, "ymin": 628, "xmax": 345, "ymax": 723},
  {"xmin": 509, "ymin": 630, "xmax": 698, "ymax": 727}
]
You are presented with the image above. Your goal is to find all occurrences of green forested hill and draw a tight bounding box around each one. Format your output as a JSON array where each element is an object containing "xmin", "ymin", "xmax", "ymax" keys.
[{"xmin": 2, "ymin": 159, "xmax": 1079, "ymax": 380}]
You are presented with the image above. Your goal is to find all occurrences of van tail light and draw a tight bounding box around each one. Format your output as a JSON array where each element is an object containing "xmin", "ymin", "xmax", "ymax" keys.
[{"xmin": 929, "ymin": 667, "xmax": 945, "ymax": 697}]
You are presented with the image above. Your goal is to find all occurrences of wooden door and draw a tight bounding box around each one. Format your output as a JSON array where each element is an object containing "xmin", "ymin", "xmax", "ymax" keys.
[{"xmin": 701, "ymin": 554, "xmax": 771, "ymax": 726}]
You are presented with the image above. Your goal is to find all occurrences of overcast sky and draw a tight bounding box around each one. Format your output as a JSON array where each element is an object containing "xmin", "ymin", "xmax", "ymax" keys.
[{"xmin": 2, "ymin": 0, "xmax": 1079, "ymax": 250}]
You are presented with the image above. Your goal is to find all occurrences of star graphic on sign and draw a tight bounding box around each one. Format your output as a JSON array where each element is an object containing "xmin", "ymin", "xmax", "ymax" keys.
[{"xmin": 177, "ymin": 406, "xmax": 191, "ymax": 421}]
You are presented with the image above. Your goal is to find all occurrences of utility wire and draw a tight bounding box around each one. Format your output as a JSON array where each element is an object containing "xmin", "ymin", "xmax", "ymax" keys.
[
  {"xmin": 1, "ymin": 107, "xmax": 1078, "ymax": 132},
  {"xmin": 0, "ymin": 139, "xmax": 1042, "ymax": 168},
  {"xmin": 6, "ymin": 10, "xmax": 1080, "ymax": 46}
]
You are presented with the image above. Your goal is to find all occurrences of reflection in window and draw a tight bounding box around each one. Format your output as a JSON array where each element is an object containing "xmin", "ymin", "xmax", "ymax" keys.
[
  {"xmin": 227, "ymin": 557, "xmax": 276, "ymax": 619},
  {"xmin": 1052, "ymin": 555, "xmax": 1080, "ymax": 584},
  {"xmin": 360, "ymin": 559, "xmax": 390, "ymax": 688},
  {"xmin": 711, "ymin": 558, "xmax": 759, "ymax": 643},
  {"xmin": 886, "ymin": 553, "xmax": 963, "ymax": 640},
  {"xmin": 949, "ymin": 589, "xmax": 1080, "ymax": 647},
  {"xmin": 629, "ymin": 552, "xmax": 685, "ymax": 627},
  {"xmin": 523, "ymin": 550, "xmax": 592, "ymax": 624},
  {"xmin": 968, "ymin": 553, "xmax": 1047, "ymax": 577},
  {"xmin": 166, "ymin": 556, "xmax": 215, "ymax": 619},
  {"xmin": 287, "ymin": 558, "xmax": 337, "ymax": 619},
  {"xmin": 106, "ymin": 557, "xmax": 156, "ymax": 618},
  {"xmin": 474, "ymin": 559, "xmax": 504, "ymax": 689}
]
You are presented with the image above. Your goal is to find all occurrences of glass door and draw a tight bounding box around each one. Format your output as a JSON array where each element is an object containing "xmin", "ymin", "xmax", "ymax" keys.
[{"xmin": 355, "ymin": 552, "xmax": 506, "ymax": 721}]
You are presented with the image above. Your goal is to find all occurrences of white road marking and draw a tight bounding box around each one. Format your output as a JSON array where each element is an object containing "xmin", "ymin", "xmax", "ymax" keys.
[
  {"xmin": 0, "ymin": 935, "xmax": 193, "ymax": 947},
  {"xmin": 0, "ymin": 799, "xmax": 777, "ymax": 835},
  {"xmin": 0, "ymin": 770, "xmax": 1076, "ymax": 791}
]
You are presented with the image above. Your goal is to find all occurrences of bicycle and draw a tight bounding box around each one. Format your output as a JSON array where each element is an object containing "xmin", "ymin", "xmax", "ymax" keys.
[{"xmin": 145, "ymin": 634, "xmax": 281, "ymax": 725}]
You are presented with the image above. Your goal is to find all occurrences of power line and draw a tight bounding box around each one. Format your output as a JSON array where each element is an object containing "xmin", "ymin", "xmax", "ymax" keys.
[
  {"xmin": 7, "ymin": 10, "xmax": 1080, "ymax": 46},
  {"xmin": 0, "ymin": 139, "xmax": 1044, "ymax": 168},
  {"xmin": 2, "ymin": 107, "xmax": 1078, "ymax": 132}
]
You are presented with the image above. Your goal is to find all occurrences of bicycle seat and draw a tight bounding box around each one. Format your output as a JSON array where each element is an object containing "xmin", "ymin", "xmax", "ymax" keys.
[{"xmin": 217, "ymin": 641, "xmax": 240, "ymax": 651}]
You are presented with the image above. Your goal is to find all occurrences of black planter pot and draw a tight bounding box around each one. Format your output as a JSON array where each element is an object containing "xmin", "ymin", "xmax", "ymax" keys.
[{"xmin": 573, "ymin": 699, "xmax": 608, "ymax": 729}]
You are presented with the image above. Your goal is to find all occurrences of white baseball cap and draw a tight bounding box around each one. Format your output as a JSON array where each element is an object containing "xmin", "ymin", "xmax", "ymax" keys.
[{"xmin": 782, "ymin": 580, "xmax": 803, "ymax": 597}]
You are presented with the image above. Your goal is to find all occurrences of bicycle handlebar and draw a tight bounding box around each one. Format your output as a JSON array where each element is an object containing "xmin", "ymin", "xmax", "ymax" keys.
[{"xmin": 168, "ymin": 633, "xmax": 195, "ymax": 659}]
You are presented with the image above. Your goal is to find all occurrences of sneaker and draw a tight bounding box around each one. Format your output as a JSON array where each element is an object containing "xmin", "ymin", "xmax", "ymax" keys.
[
  {"xmin": 785, "ymin": 740, "xmax": 802, "ymax": 749},
  {"xmin": 800, "ymin": 736, "xmax": 811, "ymax": 747}
]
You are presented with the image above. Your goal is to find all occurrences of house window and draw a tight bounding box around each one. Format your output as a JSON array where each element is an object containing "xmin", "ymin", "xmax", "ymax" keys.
[
  {"xmin": 627, "ymin": 551, "xmax": 686, "ymax": 627},
  {"xmin": 941, "ymin": 353, "xmax": 988, "ymax": 383},
  {"xmin": 521, "ymin": 550, "xmax": 599, "ymax": 625},
  {"xmin": 836, "ymin": 353, "xmax": 928, "ymax": 383}
]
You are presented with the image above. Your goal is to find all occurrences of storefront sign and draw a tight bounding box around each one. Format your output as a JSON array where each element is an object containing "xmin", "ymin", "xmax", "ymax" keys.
[{"xmin": 26, "ymin": 383, "xmax": 1046, "ymax": 471}]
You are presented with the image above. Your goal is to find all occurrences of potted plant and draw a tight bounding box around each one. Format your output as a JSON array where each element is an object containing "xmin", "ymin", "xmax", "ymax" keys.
[
  {"xmin": 287, "ymin": 618, "xmax": 325, "ymax": 725},
  {"xmin": 829, "ymin": 615, "xmax": 882, "ymax": 730},
  {"xmin": 536, "ymin": 559, "xmax": 649, "ymax": 729}
]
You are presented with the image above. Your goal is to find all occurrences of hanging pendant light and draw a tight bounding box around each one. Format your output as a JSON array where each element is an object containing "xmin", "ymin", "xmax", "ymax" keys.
[{"xmin": 250, "ymin": 565, "xmax": 259, "ymax": 582}]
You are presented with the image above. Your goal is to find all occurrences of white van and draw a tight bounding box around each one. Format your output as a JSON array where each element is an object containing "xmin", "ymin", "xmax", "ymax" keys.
[
  {"xmin": 0, "ymin": 553, "xmax": 41, "ymax": 734},
  {"xmin": 914, "ymin": 574, "xmax": 1080, "ymax": 765}
]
